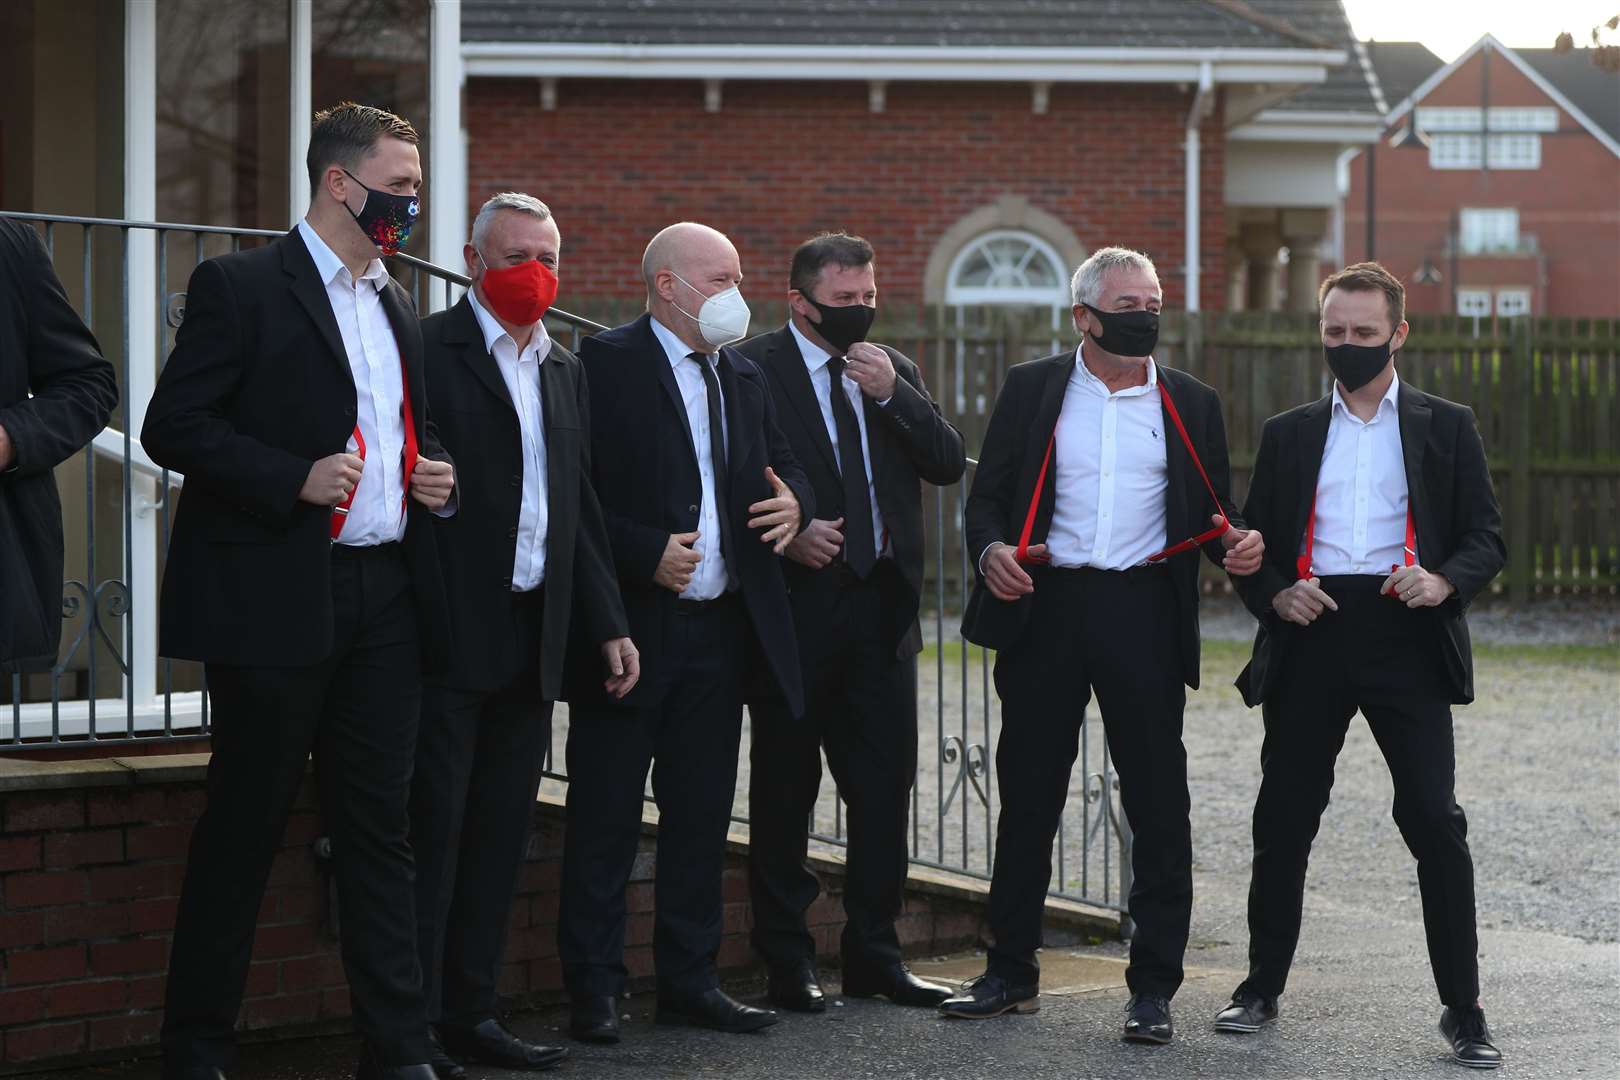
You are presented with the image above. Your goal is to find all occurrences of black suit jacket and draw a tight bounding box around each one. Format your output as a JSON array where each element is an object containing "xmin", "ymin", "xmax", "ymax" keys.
[
  {"xmin": 737, "ymin": 324, "xmax": 966, "ymax": 659},
  {"xmin": 961, "ymin": 351, "xmax": 1241, "ymax": 689},
  {"xmin": 1231, "ymin": 382, "xmax": 1506, "ymax": 707},
  {"xmin": 0, "ymin": 218, "xmax": 119, "ymax": 674},
  {"xmin": 142, "ymin": 228, "xmax": 452, "ymax": 669},
  {"xmin": 569, "ymin": 313, "xmax": 813, "ymax": 716},
  {"xmin": 419, "ymin": 296, "xmax": 627, "ymax": 699}
]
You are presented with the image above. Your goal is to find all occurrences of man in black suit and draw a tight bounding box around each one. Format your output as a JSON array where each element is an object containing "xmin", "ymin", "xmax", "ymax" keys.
[
  {"xmin": 142, "ymin": 103, "xmax": 454, "ymax": 1080},
  {"xmin": 558, "ymin": 221, "xmax": 812, "ymax": 1041},
  {"xmin": 0, "ymin": 217, "xmax": 118, "ymax": 675},
  {"xmin": 737, "ymin": 233, "xmax": 964, "ymax": 1012},
  {"xmin": 939, "ymin": 248, "xmax": 1264, "ymax": 1044},
  {"xmin": 1212, "ymin": 262, "xmax": 1506, "ymax": 1071},
  {"xmin": 410, "ymin": 193, "xmax": 639, "ymax": 1078}
]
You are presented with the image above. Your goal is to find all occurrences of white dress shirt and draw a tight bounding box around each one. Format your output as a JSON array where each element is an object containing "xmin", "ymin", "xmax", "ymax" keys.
[
  {"xmin": 469, "ymin": 288, "xmax": 550, "ymax": 591},
  {"xmin": 298, "ymin": 220, "xmax": 408, "ymax": 547},
  {"xmin": 1042, "ymin": 345, "xmax": 1169, "ymax": 570},
  {"xmin": 650, "ymin": 316, "xmax": 731, "ymax": 600},
  {"xmin": 788, "ymin": 321, "xmax": 889, "ymax": 557},
  {"xmin": 1305, "ymin": 373, "xmax": 1415, "ymax": 575}
]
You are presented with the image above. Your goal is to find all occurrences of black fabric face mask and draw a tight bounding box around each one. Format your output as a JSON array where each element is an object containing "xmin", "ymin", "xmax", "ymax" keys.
[
  {"xmin": 1082, "ymin": 304, "xmax": 1159, "ymax": 358},
  {"xmin": 1324, "ymin": 335, "xmax": 1395, "ymax": 392},
  {"xmin": 806, "ymin": 297, "xmax": 877, "ymax": 353}
]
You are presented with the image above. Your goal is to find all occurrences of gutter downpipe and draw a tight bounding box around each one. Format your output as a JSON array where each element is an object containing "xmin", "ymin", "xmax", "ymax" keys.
[{"xmin": 1184, "ymin": 61, "xmax": 1215, "ymax": 313}]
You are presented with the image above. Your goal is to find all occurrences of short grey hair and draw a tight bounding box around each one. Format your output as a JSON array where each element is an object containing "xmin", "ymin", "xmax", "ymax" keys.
[
  {"xmin": 470, "ymin": 192, "xmax": 553, "ymax": 251},
  {"xmin": 1069, "ymin": 246, "xmax": 1158, "ymax": 308}
]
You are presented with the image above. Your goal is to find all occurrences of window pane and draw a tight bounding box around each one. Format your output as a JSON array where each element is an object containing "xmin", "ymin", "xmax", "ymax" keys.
[
  {"xmin": 1457, "ymin": 289, "xmax": 1492, "ymax": 316},
  {"xmin": 1486, "ymin": 134, "xmax": 1540, "ymax": 169}
]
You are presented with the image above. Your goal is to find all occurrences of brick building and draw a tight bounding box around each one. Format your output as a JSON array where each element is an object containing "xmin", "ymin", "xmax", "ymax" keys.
[
  {"xmin": 1347, "ymin": 35, "xmax": 1620, "ymax": 318},
  {"xmin": 460, "ymin": 0, "xmax": 1384, "ymax": 319}
]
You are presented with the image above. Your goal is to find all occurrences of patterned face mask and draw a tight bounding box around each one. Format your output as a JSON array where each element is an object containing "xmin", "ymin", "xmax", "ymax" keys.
[{"xmin": 342, "ymin": 169, "xmax": 420, "ymax": 255}]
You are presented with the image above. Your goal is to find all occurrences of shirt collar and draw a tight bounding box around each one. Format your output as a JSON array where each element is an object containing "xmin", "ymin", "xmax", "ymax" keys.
[
  {"xmin": 1072, "ymin": 340, "xmax": 1158, "ymax": 397},
  {"xmin": 651, "ymin": 315, "xmax": 710, "ymax": 370},
  {"xmin": 468, "ymin": 287, "xmax": 553, "ymax": 363},
  {"xmin": 788, "ymin": 319, "xmax": 834, "ymax": 374},
  {"xmin": 297, "ymin": 219, "xmax": 386, "ymax": 290},
  {"xmin": 1331, "ymin": 369, "xmax": 1401, "ymax": 421}
]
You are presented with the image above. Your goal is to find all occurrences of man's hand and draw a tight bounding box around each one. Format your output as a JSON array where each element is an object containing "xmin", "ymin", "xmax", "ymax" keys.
[
  {"xmin": 748, "ymin": 466, "xmax": 802, "ymax": 554},
  {"xmin": 982, "ymin": 541, "xmax": 1046, "ymax": 602},
  {"xmin": 785, "ymin": 517, "xmax": 844, "ymax": 569},
  {"xmin": 601, "ymin": 637, "xmax": 640, "ymax": 699},
  {"xmin": 655, "ymin": 531, "xmax": 702, "ymax": 593},
  {"xmin": 410, "ymin": 458, "xmax": 455, "ymax": 511},
  {"xmin": 843, "ymin": 341, "xmax": 897, "ymax": 401},
  {"xmin": 1220, "ymin": 516, "xmax": 1265, "ymax": 577},
  {"xmin": 300, "ymin": 452, "xmax": 364, "ymax": 506},
  {"xmin": 0, "ymin": 421, "xmax": 14, "ymax": 471},
  {"xmin": 1272, "ymin": 577, "xmax": 1339, "ymax": 626},
  {"xmin": 1381, "ymin": 565, "xmax": 1456, "ymax": 608}
]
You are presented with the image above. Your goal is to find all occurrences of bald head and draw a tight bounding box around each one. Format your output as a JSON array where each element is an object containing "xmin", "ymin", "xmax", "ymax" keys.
[{"xmin": 643, "ymin": 221, "xmax": 746, "ymax": 353}]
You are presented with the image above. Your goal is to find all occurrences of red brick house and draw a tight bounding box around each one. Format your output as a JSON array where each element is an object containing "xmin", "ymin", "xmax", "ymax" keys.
[
  {"xmin": 459, "ymin": 0, "xmax": 1384, "ymax": 318},
  {"xmin": 1347, "ymin": 35, "xmax": 1620, "ymax": 318}
]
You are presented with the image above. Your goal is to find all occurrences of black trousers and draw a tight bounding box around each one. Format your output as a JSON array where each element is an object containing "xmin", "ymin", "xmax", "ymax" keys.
[
  {"xmin": 163, "ymin": 544, "xmax": 427, "ymax": 1070},
  {"xmin": 986, "ymin": 565, "xmax": 1192, "ymax": 998},
  {"xmin": 1240, "ymin": 575, "xmax": 1479, "ymax": 1007},
  {"xmin": 411, "ymin": 587, "xmax": 552, "ymax": 1028},
  {"xmin": 747, "ymin": 564, "xmax": 917, "ymax": 976},
  {"xmin": 558, "ymin": 595, "xmax": 747, "ymax": 998}
]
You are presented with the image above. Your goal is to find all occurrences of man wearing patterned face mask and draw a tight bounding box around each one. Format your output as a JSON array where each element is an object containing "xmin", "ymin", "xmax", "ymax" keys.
[
  {"xmin": 409, "ymin": 193, "xmax": 639, "ymax": 1078},
  {"xmin": 1217, "ymin": 262, "xmax": 1506, "ymax": 1071},
  {"xmin": 558, "ymin": 222, "xmax": 813, "ymax": 1042}
]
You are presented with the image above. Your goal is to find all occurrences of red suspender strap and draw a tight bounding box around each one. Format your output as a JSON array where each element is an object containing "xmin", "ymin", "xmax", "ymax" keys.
[
  {"xmin": 330, "ymin": 332, "xmax": 419, "ymax": 541},
  {"xmin": 1145, "ymin": 379, "xmax": 1230, "ymax": 563},
  {"xmin": 1012, "ymin": 435, "xmax": 1055, "ymax": 565},
  {"xmin": 1296, "ymin": 488, "xmax": 1416, "ymax": 586}
]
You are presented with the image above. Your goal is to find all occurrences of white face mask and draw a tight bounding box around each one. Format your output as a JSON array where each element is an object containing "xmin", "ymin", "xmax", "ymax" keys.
[{"xmin": 670, "ymin": 271, "xmax": 751, "ymax": 349}]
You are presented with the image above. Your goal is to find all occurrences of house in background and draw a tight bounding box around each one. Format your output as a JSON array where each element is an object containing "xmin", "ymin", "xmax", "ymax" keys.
[{"xmin": 1346, "ymin": 34, "xmax": 1620, "ymax": 319}]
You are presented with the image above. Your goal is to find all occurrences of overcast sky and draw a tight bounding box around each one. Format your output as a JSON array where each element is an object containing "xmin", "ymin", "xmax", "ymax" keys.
[{"xmin": 1341, "ymin": 0, "xmax": 1618, "ymax": 60}]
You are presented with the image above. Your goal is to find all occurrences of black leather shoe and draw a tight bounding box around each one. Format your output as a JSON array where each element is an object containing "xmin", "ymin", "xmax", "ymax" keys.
[
  {"xmin": 569, "ymin": 995, "xmax": 621, "ymax": 1044},
  {"xmin": 937, "ymin": 973, "xmax": 1040, "ymax": 1019},
  {"xmin": 438, "ymin": 1018, "xmax": 567, "ymax": 1071},
  {"xmin": 425, "ymin": 1028, "xmax": 466, "ymax": 1080},
  {"xmin": 656, "ymin": 987, "xmax": 779, "ymax": 1033},
  {"xmin": 843, "ymin": 963, "xmax": 952, "ymax": 1006},
  {"xmin": 767, "ymin": 961, "xmax": 827, "ymax": 1013},
  {"xmin": 354, "ymin": 1047, "xmax": 437, "ymax": 1080},
  {"xmin": 1213, "ymin": 987, "xmax": 1279, "ymax": 1033},
  {"xmin": 164, "ymin": 1069, "xmax": 227, "ymax": 1080},
  {"xmin": 1440, "ymin": 1006, "xmax": 1503, "ymax": 1069},
  {"xmin": 1123, "ymin": 993, "xmax": 1174, "ymax": 1045}
]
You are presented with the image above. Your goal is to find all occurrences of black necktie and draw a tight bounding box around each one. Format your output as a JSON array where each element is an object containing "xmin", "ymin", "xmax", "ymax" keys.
[
  {"xmin": 688, "ymin": 352, "xmax": 737, "ymax": 586},
  {"xmin": 826, "ymin": 356, "xmax": 877, "ymax": 578}
]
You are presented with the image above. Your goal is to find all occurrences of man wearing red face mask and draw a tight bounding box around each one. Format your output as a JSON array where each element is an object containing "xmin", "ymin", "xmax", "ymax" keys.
[{"xmin": 410, "ymin": 193, "xmax": 637, "ymax": 1077}]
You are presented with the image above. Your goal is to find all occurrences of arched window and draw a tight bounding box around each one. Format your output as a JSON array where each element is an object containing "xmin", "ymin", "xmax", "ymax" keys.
[{"xmin": 945, "ymin": 229, "xmax": 1070, "ymax": 309}]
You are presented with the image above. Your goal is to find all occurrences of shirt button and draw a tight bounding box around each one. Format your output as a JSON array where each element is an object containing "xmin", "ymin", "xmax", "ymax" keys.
[
  {"xmin": 689, "ymin": 504, "xmax": 699, "ymax": 514},
  {"xmin": 501, "ymin": 575, "xmax": 512, "ymax": 587},
  {"xmin": 508, "ymin": 526, "xmax": 518, "ymax": 539},
  {"xmin": 510, "ymin": 474, "xmax": 521, "ymax": 487}
]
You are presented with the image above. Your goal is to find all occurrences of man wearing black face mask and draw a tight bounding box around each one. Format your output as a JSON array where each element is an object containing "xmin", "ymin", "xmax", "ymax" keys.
[
  {"xmin": 736, "ymin": 233, "xmax": 965, "ymax": 1012},
  {"xmin": 943, "ymin": 247, "xmax": 1264, "ymax": 1045},
  {"xmin": 1215, "ymin": 262, "xmax": 1506, "ymax": 1071}
]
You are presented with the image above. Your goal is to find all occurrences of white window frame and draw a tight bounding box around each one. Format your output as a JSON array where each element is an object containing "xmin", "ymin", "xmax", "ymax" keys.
[
  {"xmin": 944, "ymin": 229, "xmax": 1071, "ymax": 308},
  {"xmin": 1495, "ymin": 288, "xmax": 1532, "ymax": 317},
  {"xmin": 1417, "ymin": 107, "xmax": 1482, "ymax": 131},
  {"xmin": 1459, "ymin": 208, "xmax": 1520, "ymax": 254},
  {"xmin": 1430, "ymin": 133, "xmax": 1483, "ymax": 170},
  {"xmin": 1488, "ymin": 107, "xmax": 1557, "ymax": 132},
  {"xmin": 1487, "ymin": 133, "xmax": 1541, "ymax": 169},
  {"xmin": 1457, "ymin": 288, "xmax": 1493, "ymax": 317}
]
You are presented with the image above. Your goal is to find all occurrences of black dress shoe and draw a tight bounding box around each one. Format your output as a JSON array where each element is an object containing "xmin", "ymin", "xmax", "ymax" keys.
[
  {"xmin": 842, "ymin": 964, "xmax": 952, "ymax": 1006},
  {"xmin": 1440, "ymin": 1006, "xmax": 1503, "ymax": 1069},
  {"xmin": 656, "ymin": 987, "xmax": 779, "ymax": 1033},
  {"xmin": 1213, "ymin": 987, "xmax": 1279, "ymax": 1033},
  {"xmin": 937, "ymin": 973, "xmax": 1040, "ymax": 1019},
  {"xmin": 425, "ymin": 1029, "xmax": 466, "ymax": 1080},
  {"xmin": 438, "ymin": 1018, "xmax": 567, "ymax": 1071},
  {"xmin": 1123, "ymin": 993, "xmax": 1174, "ymax": 1045},
  {"xmin": 767, "ymin": 961, "xmax": 827, "ymax": 1013},
  {"xmin": 569, "ymin": 995, "xmax": 621, "ymax": 1044},
  {"xmin": 354, "ymin": 1047, "xmax": 438, "ymax": 1080}
]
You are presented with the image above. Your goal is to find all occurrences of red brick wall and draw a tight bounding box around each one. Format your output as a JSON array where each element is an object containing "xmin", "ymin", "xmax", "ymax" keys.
[
  {"xmin": 466, "ymin": 78, "xmax": 1228, "ymax": 313},
  {"xmin": 1344, "ymin": 48, "xmax": 1620, "ymax": 318},
  {"xmin": 0, "ymin": 763, "xmax": 1028, "ymax": 1071}
]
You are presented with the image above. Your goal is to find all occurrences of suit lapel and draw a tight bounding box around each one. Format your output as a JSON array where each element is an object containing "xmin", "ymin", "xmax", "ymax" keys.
[
  {"xmin": 280, "ymin": 230, "xmax": 350, "ymax": 382},
  {"xmin": 446, "ymin": 297, "xmax": 516, "ymax": 412},
  {"xmin": 719, "ymin": 349, "xmax": 759, "ymax": 485},
  {"xmin": 1157, "ymin": 365, "xmax": 1189, "ymax": 543},
  {"xmin": 1028, "ymin": 352, "xmax": 1076, "ymax": 536},
  {"xmin": 768, "ymin": 327, "xmax": 840, "ymax": 477},
  {"xmin": 541, "ymin": 349, "xmax": 574, "ymax": 514},
  {"xmin": 636, "ymin": 315, "xmax": 700, "ymax": 469},
  {"xmin": 378, "ymin": 283, "xmax": 426, "ymax": 432},
  {"xmin": 1397, "ymin": 380, "xmax": 1433, "ymax": 556},
  {"xmin": 1294, "ymin": 394, "xmax": 1333, "ymax": 547}
]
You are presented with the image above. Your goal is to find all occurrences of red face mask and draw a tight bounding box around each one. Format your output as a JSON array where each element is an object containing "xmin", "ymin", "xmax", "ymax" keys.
[{"xmin": 478, "ymin": 254, "xmax": 558, "ymax": 325}]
